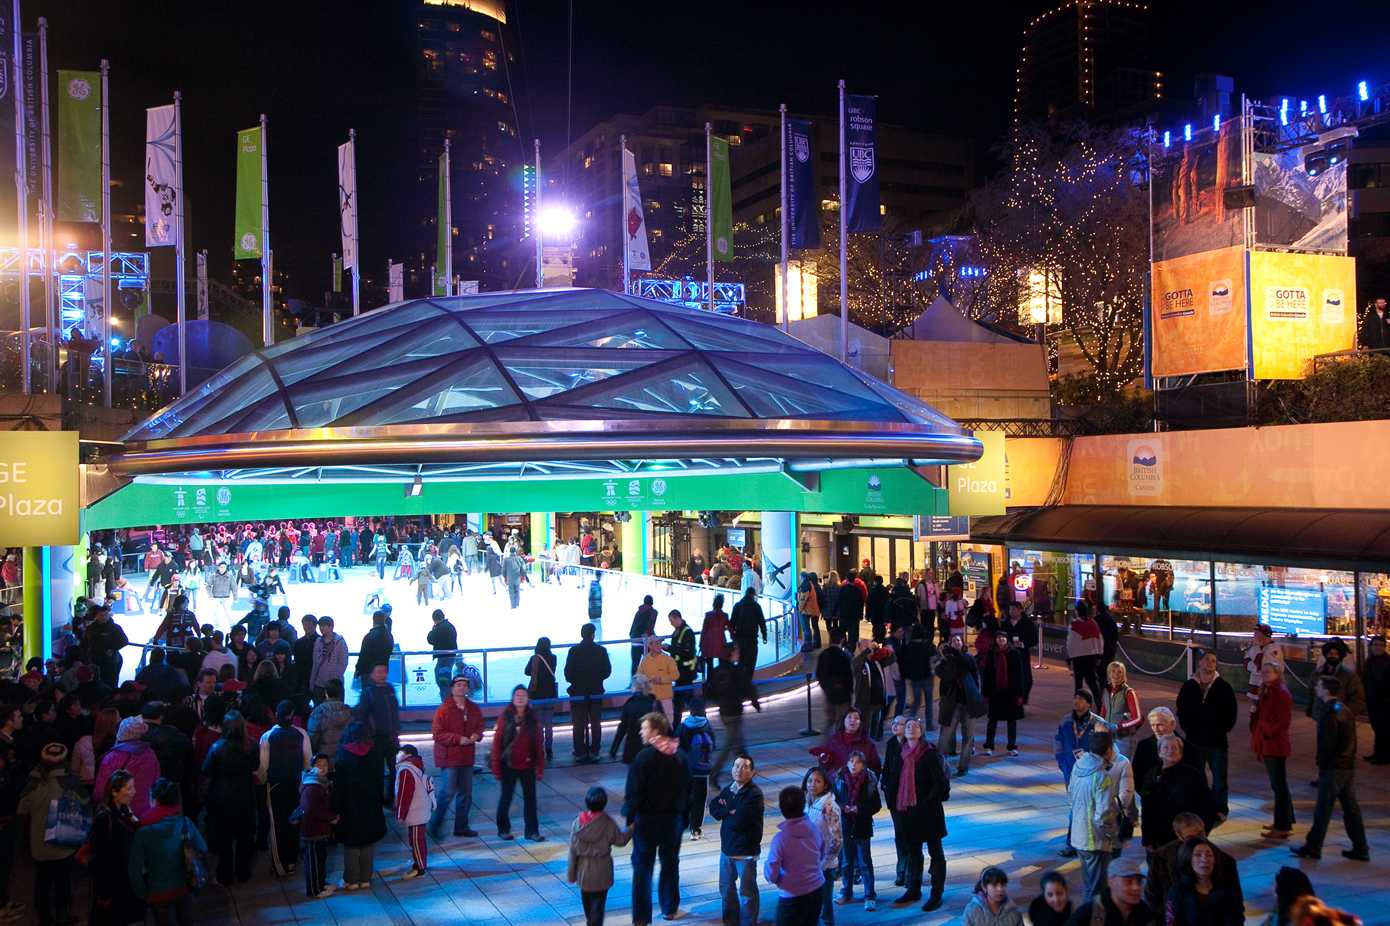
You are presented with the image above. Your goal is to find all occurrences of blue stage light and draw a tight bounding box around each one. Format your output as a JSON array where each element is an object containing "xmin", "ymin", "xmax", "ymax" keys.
[
  {"xmin": 1162, "ymin": 130, "xmax": 1171, "ymax": 148},
  {"xmin": 1280, "ymin": 99, "xmax": 1289, "ymax": 126},
  {"xmin": 1212, "ymin": 114, "xmax": 1220, "ymax": 132},
  {"xmin": 1300, "ymin": 99, "xmax": 1308, "ymax": 115},
  {"xmin": 1358, "ymin": 81, "xmax": 1370, "ymax": 102},
  {"xmin": 1317, "ymin": 94, "xmax": 1327, "ymax": 114},
  {"xmin": 1183, "ymin": 123, "xmax": 1192, "ymax": 142}
]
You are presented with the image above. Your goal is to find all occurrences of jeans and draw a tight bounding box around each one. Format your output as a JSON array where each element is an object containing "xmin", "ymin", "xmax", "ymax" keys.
[
  {"xmin": 840, "ymin": 838, "xmax": 875, "ymax": 900},
  {"xmin": 631, "ymin": 814, "xmax": 682, "ymax": 924},
  {"xmin": 938, "ymin": 714, "xmax": 975, "ymax": 772},
  {"xmin": 535, "ymin": 704, "xmax": 555, "ymax": 755},
  {"xmin": 428, "ymin": 765, "xmax": 474, "ymax": 835},
  {"xmin": 802, "ymin": 612, "xmax": 822, "ymax": 650},
  {"xmin": 820, "ymin": 870, "xmax": 837, "ymax": 924},
  {"xmin": 1264, "ymin": 756, "xmax": 1295, "ymax": 831},
  {"xmin": 581, "ymin": 889, "xmax": 609, "ymax": 926},
  {"xmin": 342, "ymin": 843, "xmax": 376, "ymax": 884},
  {"xmin": 889, "ymin": 810, "xmax": 908, "ymax": 883},
  {"xmin": 984, "ymin": 718, "xmax": 1017, "ymax": 750},
  {"xmin": 572, "ymin": 696, "xmax": 603, "ymax": 760},
  {"xmin": 719, "ymin": 854, "xmax": 760, "ymax": 926},
  {"xmin": 375, "ymin": 555, "xmax": 387, "ymax": 579},
  {"xmin": 497, "ymin": 767, "xmax": 539, "ymax": 837},
  {"xmin": 33, "ymin": 858, "xmax": 73, "ymax": 926},
  {"xmin": 908, "ymin": 678, "xmax": 934, "ymax": 729},
  {"xmin": 1078, "ymin": 849, "xmax": 1114, "ymax": 901},
  {"xmin": 1202, "ymin": 746, "xmax": 1229, "ymax": 816},
  {"xmin": 776, "ymin": 889, "xmax": 823, "ymax": 926},
  {"xmin": 1305, "ymin": 767, "xmax": 1368, "ymax": 853}
]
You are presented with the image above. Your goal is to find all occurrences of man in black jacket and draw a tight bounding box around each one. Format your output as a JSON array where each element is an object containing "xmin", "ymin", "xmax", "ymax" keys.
[
  {"xmin": 1139, "ymin": 735, "xmax": 1214, "ymax": 850},
  {"xmin": 629, "ymin": 595, "xmax": 658, "ymax": 677},
  {"xmin": 815, "ymin": 629, "xmax": 854, "ymax": 732},
  {"xmin": 709, "ymin": 754, "xmax": 764, "ymax": 926},
  {"xmin": 730, "ymin": 589, "xmax": 766, "ymax": 682},
  {"xmin": 707, "ymin": 645, "xmax": 761, "ymax": 788},
  {"xmin": 1175, "ymin": 651, "xmax": 1238, "ymax": 820},
  {"xmin": 84, "ymin": 604, "xmax": 129, "ymax": 687},
  {"xmin": 665, "ymin": 610, "xmax": 698, "ymax": 725},
  {"xmin": 292, "ymin": 614, "xmax": 318, "ymax": 696},
  {"xmin": 1292, "ymin": 675, "xmax": 1370, "ymax": 861},
  {"xmin": 354, "ymin": 609, "xmax": 394, "ymax": 680},
  {"xmin": 427, "ymin": 608, "xmax": 459, "ymax": 702},
  {"xmin": 623, "ymin": 712, "xmax": 691, "ymax": 926},
  {"xmin": 564, "ymin": 622, "xmax": 612, "ymax": 764},
  {"xmin": 835, "ymin": 578, "xmax": 865, "ymax": 646}
]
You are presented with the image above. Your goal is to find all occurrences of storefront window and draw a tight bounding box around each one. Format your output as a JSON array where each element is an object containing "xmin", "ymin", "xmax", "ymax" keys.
[
  {"xmin": 1008, "ymin": 548, "xmax": 1078, "ymax": 625},
  {"xmin": 1102, "ymin": 555, "xmax": 1212, "ymax": 640},
  {"xmin": 1214, "ymin": 563, "xmax": 1356, "ymax": 664},
  {"xmin": 1360, "ymin": 572, "xmax": 1390, "ymax": 638}
]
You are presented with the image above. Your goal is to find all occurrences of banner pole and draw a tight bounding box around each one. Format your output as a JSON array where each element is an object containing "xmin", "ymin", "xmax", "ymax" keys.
[
  {"xmin": 173, "ymin": 91, "xmax": 187, "ymax": 395},
  {"xmin": 779, "ymin": 104, "xmax": 789, "ymax": 333},
  {"xmin": 350, "ymin": 128, "xmax": 359, "ymax": 316},
  {"xmin": 619, "ymin": 133, "xmax": 628, "ymax": 295},
  {"xmin": 14, "ymin": 0, "xmax": 30, "ymax": 393},
  {"xmin": 38, "ymin": 17, "xmax": 54, "ymax": 392},
  {"xmin": 705, "ymin": 122, "xmax": 713, "ymax": 312},
  {"xmin": 259, "ymin": 112, "xmax": 271, "ymax": 346},
  {"xmin": 100, "ymin": 59, "xmax": 111, "ymax": 405},
  {"xmin": 838, "ymin": 79, "xmax": 848, "ymax": 364}
]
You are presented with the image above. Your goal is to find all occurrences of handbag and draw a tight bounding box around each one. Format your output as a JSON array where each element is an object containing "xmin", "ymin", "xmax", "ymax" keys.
[
  {"xmin": 181, "ymin": 819, "xmax": 211, "ymax": 890},
  {"xmin": 962, "ymin": 671, "xmax": 988, "ymax": 719},
  {"xmin": 44, "ymin": 789, "xmax": 93, "ymax": 848}
]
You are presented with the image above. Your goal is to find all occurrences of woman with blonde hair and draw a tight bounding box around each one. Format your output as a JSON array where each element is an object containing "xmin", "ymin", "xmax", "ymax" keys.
[{"xmin": 1099, "ymin": 661, "xmax": 1142, "ymax": 758}]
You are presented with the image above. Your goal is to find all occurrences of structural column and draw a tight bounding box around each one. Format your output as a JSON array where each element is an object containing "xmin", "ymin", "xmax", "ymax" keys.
[
  {"xmin": 21, "ymin": 547, "xmax": 43, "ymax": 664},
  {"xmin": 529, "ymin": 512, "xmax": 552, "ymax": 558},
  {"xmin": 620, "ymin": 512, "xmax": 648, "ymax": 575}
]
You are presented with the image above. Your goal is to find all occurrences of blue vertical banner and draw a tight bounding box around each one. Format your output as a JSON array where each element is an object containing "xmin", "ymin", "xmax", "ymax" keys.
[
  {"xmin": 786, "ymin": 118, "xmax": 819, "ymax": 249},
  {"xmin": 0, "ymin": 10, "xmax": 14, "ymax": 220},
  {"xmin": 845, "ymin": 94, "xmax": 880, "ymax": 232}
]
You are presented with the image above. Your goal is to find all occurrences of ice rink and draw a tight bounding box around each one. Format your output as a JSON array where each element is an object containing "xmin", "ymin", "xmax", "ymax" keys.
[{"xmin": 112, "ymin": 563, "xmax": 798, "ymax": 706}]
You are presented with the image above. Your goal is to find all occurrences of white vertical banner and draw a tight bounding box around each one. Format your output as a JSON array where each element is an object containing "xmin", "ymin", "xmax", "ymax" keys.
[
  {"xmin": 83, "ymin": 276, "xmax": 104, "ymax": 343},
  {"xmin": 388, "ymin": 261, "xmax": 403, "ymax": 302},
  {"xmin": 622, "ymin": 144, "xmax": 651, "ymax": 273},
  {"xmin": 337, "ymin": 137, "xmax": 357, "ymax": 270},
  {"xmin": 196, "ymin": 250, "xmax": 208, "ymax": 321},
  {"xmin": 144, "ymin": 104, "xmax": 179, "ymax": 246}
]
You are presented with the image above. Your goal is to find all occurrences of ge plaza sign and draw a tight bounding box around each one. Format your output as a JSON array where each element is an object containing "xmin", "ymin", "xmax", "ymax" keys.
[{"xmin": 0, "ymin": 432, "xmax": 80, "ymax": 546}]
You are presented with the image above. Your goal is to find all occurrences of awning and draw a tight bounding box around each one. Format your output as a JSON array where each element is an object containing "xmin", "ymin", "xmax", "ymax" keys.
[{"xmin": 970, "ymin": 505, "xmax": 1390, "ymax": 571}]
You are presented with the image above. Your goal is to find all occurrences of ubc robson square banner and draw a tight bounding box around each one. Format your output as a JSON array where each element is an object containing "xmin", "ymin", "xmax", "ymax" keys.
[
  {"xmin": 1248, "ymin": 250, "xmax": 1356, "ymax": 379},
  {"xmin": 1150, "ymin": 245, "xmax": 1247, "ymax": 377}
]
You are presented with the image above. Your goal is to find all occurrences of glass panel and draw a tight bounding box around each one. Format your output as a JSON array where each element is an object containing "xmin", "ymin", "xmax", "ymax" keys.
[
  {"xmin": 719, "ymin": 357, "xmax": 901, "ymax": 420},
  {"xmin": 893, "ymin": 538, "xmax": 910, "ymax": 581},
  {"xmin": 125, "ymin": 354, "xmax": 264, "ymax": 439},
  {"xmin": 1099, "ymin": 555, "xmax": 1212, "ymax": 640},
  {"xmin": 658, "ymin": 314, "xmax": 801, "ymax": 353},
  {"xmin": 493, "ymin": 348, "xmax": 672, "ymax": 400},
  {"xmin": 873, "ymin": 537, "xmax": 891, "ymax": 578},
  {"xmin": 573, "ymin": 357, "xmax": 748, "ymax": 417},
  {"xmin": 856, "ymin": 537, "xmax": 871, "ymax": 570},
  {"xmin": 274, "ymin": 320, "xmax": 480, "ymax": 388},
  {"xmin": 1362, "ymin": 572, "xmax": 1390, "ymax": 638},
  {"xmin": 372, "ymin": 356, "xmax": 523, "ymax": 424},
  {"xmin": 170, "ymin": 364, "xmax": 282, "ymax": 437},
  {"xmin": 460, "ymin": 307, "xmax": 626, "ymax": 344},
  {"xmin": 538, "ymin": 315, "xmax": 692, "ymax": 350}
]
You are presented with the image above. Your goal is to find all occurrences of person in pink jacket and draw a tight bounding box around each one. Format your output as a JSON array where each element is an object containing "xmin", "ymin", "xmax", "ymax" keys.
[{"xmin": 93, "ymin": 717, "xmax": 161, "ymax": 818}]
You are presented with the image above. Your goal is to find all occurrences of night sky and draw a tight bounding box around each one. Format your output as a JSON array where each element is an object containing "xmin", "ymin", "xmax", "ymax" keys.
[{"xmin": 27, "ymin": 0, "xmax": 1390, "ymax": 300}]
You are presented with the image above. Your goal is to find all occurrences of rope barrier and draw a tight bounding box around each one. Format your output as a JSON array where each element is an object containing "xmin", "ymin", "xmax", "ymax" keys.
[{"xmin": 1116, "ymin": 639, "xmax": 1191, "ymax": 677}]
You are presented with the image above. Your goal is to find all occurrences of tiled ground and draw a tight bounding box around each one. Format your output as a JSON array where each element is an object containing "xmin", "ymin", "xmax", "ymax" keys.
[{"xmin": 14, "ymin": 656, "xmax": 1388, "ymax": 924}]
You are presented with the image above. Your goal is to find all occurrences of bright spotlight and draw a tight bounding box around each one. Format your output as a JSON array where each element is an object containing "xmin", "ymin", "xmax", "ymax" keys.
[
  {"xmin": 1358, "ymin": 81, "xmax": 1370, "ymax": 102},
  {"xmin": 537, "ymin": 206, "xmax": 577, "ymax": 239}
]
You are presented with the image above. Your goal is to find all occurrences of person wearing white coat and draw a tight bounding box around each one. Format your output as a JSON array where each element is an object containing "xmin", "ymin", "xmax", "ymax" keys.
[{"xmin": 394, "ymin": 746, "xmax": 436, "ymax": 879}]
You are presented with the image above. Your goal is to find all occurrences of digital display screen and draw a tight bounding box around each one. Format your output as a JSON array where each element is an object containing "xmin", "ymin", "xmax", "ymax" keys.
[{"xmin": 1258, "ymin": 586, "xmax": 1326, "ymax": 636}]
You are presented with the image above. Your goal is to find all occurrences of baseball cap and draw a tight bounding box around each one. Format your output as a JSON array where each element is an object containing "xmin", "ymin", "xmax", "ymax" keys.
[{"xmin": 1109, "ymin": 857, "xmax": 1146, "ymax": 879}]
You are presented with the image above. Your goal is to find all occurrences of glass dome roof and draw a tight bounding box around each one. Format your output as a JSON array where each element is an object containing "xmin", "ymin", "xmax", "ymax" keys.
[{"xmin": 126, "ymin": 288, "xmax": 964, "ymax": 440}]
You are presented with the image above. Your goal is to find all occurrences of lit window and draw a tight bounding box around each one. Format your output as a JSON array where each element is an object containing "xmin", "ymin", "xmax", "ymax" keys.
[
  {"xmin": 650, "ymin": 229, "xmax": 663, "ymax": 239},
  {"xmin": 481, "ymin": 29, "xmax": 496, "ymax": 42},
  {"xmin": 643, "ymin": 163, "xmax": 655, "ymax": 176},
  {"xmin": 482, "ymin": 50, "xmax": 497, "ymax": 70},
  {"xmin": 755, "ymin": 213, "xmax": 765, "ymax": 225},
  {"xmin": 821, "ymin": 198, "xmax": 839, "ymax": 210},
  {"xmin": 658, "ymin": 163, "xmax": 673, "ymax": 177},
  {"xmin": 583, "ymin": 155, "xmax": 593, "ymax": 169},
  {"xmin": 646, "ymin": 199, "xmax": 660, "ymax": 211},
  {"xmin": 880, "ymin": 204, "xmax": 887, "ymax": 216}
]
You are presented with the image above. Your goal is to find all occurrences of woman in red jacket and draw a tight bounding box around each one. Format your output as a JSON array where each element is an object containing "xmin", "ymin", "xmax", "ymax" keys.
[
  {"xmin": 1250, "ymin": 662, "xmax": 1294, "ymax": 838},
  {"xmin": 430, "ymin": 674, "xmax": 485, "ymax": 839},
  {"xmin": 491, "ymin": 685, "xmax": 546, "ymax": 842}
]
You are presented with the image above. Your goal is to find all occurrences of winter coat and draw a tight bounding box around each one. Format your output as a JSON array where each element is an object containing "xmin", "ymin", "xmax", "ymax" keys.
[
  {"xmin": 563, "ymin": 639, "xmax": 612, "ymax": 697},
  {"xmin": 834, "ymin": 581, "xmax": 865, "ymax": 627},
  {"xmin": 621, "ymin": 736, "xmax": 690, "ymax": 823},
  {"xmin": 201, "ymin": 738, "xmax": 259, "ymax": 836},
  {"xmin": 881, "ymin": 741, "xmax": 948, "ymax": 841},
  {"xmin": 807, "ymin": 791, "xmax": 842, "ymax": 865},
  {"xmin": 356, "ymin": 680, "xmax": 401, "ymax": 739},
  {"xmin": 16, "ymin": 766, "xmax": 83, "ymax": 862},
  {"xmin": 611, "ymin": 693, "xmax": 656, "ymax": 763},
  {"xmin": 1067, "ymin": 752, "xmax": 1120, "ymax": 853},
  {"xmin": 898, "ymin": 627, "xmax": 937, "ymax": 681},
  {"xmin": 354, "ymin": 625, "xmax": 395, "ymax": 678},
  {"xmin": 763, "ymin": 814, "xmax": 826, "ymax": 899},
  {"xmin": 628, "ymin": 605, "xmax": 658, "ymax": 642},
  {"xmin": 936, "ymin": 648, "xmax": 979, "ymax": 726},
  {"xmin": 1315, "ymin": 699, "xmax": 1357, "ymax": 771},
  {"xmin": 815, "ymin": 645, "xmax": 854, "ymax": 706},
  {"xmin": 431, "ymin": 697, "xmax": 484, "ymax": 768},
  {"xmin": 307, "ymin": 698, "xmax": 352, "ymax": 759},
  {"xmin": 297, "ymin": 769, "xmax": 335, "ymax": 841},
  {"xmin": 1100, "ymin": 684, "xmax": 1143, "ymax": 740},
  {"xmin": 1163, "ymin": 883, "xmax": 1245, "ymax": 926},
  {"xmin": 525, "ymin": 651, "xmax": 559, "ymax": 700},
  {"xmin": 1176, "ymin": 675, "xmax": 1238, "ymax": 751},
  {"xmin": 394, "ymin": 756, "xmax": 434, "ymax": 826},
  {"xmin": 310, "ymin": 632, "xmax": 349, "ymax": 690},
  {"xmin": 490, "ymin": 707, "xmax": 545, "ymax": 777},
  {"xmin": 1249, "ymin": 680, "xmax": 1293, "ymax": 760},
  {"xmin": 831, "ymin": 767, "xmax": 882, "ymax": 839},
  {"xmin": 1139, "ymin": 761, "xmax": 1214, "ymax": 847},
  {"xmin": 1054, "ymin": 711, "xmax": 1106, "ymax": 784},
  {"xmin": 128, "ymin": 814, "xmax": 206, "ymax": 903},
  {"xmin": 88, "ymin": 803, "xmax": 145, "ymax": 925},
  {"xmin": 730, "ymin": 597, "xmax": 767, "ymax": 643},
  {"xmin": 851, "ymin": 648, "xmax": 889, "ymax": 716},
  {"xmin": 637, "ymin": 651, "xmax": 679, "ymax": 701},
  {"xmin": 979, "ymin": 645, "xmax": 1026, "ymax": 722},
  {"xmin": 699, "ymin": 608, "xmax": 732, "ymax": 663},
  {"xmin": 812, "ymin": 723, "xmax": 882, "ymax": 776},
  {"xmin": 963, "ymin": 895, "xmax": 1024, "ymax": 926},
  {"xmin": 95, "ymin": 741, "xmax": 161, "ymax": 819},
  {"xmin": 1145, "ymin": 835, "xmax": 1243, "ymax": 915},
  {"xmin": 567, "ymin": 811, "xmax": 632, "ymax": 891},
  {"xmin": 332, "ymin": 743, "xmax": 387, "ymax": 847},
  {"xmin": 1310, "ymin": 663, "xmax": 1365, "ymax": 720},
  {"xmin": 708, "ymin": 781, "xmax": 764, "ymax": 857}
]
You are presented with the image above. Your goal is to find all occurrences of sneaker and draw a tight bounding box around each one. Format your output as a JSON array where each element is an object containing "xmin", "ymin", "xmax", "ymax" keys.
[
  {"xmin": 1008, "ymin": 748, "xmax": 1019, "ymax": 757},
  {"xmin": 498, "ymin": 832, "xmax": 515, "ymax": 840},
  {"xmin": 690, "ymin": 829, "xmax": 702, "ymax": 841},
  {"xmin": 982, "ymin": 748, "xmax": 993, "ymax": 757},
  {"xmin": 1342, "ymin": 849, "xmax": 1371, "ymax": 862},
  {"xmin": 526, "ymin": 833, "xmax": 546, "ymax": 843},
  {"xmin": 892, "ymin": 892, "xmax": 922, "ymax": 906},
  {"xmin": 865, "ymin": 899, "xmax": 877, "ymax": 912},
  {"xmin": 401, "ymin": 868, "xmax": 423, "ymax": 881}
]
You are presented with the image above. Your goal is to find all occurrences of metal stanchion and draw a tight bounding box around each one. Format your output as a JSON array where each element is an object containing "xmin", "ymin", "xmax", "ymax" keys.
[{"xmin": 799, "ymin": 649, "xmax": 819, "ymax": 737}]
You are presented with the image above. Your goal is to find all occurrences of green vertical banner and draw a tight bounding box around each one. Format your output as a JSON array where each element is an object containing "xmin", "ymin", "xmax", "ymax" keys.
[
  {"xmin": 435, "ymin": 150, "xmax": 449, "ymax": 296},
  {"xmin": 332, "ymin": 254, "xmax": 343, "ymax": 293},
  {"xmin": 709, "ymin": 135, "xmax": 733, "ymax": 262},
  {"xmin": 56, "ymin": 70, "xmax": 102, "ymax": 222},
  {"xmin": 234, "ymin": 126, "xmax": 264, "ymax": 259}
]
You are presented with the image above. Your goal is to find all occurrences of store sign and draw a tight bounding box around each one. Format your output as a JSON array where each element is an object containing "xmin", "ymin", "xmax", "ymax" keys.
[
  {"xmin": 1258, "ymin": 586, "xmax": 1326, "ymax": 636},
  {"xmin": 914, "ymin": 515, "xmax": 969, "ymax": 540},
  {"xmin": 947, "ymin": 431, "xmax": 1006, "ymax": 516},
  {"xmin": 0, "ymin": 431, "xmax": 80, "ymax": 546},
  {"xmin": 961, "ymin": 550, "xmax": 992, "ymax": 598}
]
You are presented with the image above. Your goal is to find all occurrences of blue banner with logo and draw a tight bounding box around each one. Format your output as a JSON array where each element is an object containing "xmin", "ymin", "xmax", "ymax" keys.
[
  {"xmin": 845, "ymin": 94, "xmax": 880, "ymax": 232},
  {"xmin": 786, "ymin": 117, "xmax": 819, "ymax": 249}
]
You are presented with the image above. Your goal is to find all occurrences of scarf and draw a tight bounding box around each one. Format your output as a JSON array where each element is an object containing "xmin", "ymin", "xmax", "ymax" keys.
[
  {"xmin": 992, "ymin": 648, "xmax": 1010, "ymax": 692},
  {"xmin": 845, "ymin": 770, "xmax": 866, "ymax": 807},
  {"xmin": 896, "ymin": 740, "xmax": 924, "ymax": 809},
  {"xmin": 578, "ymin": 810, "xmax": 601, "ymax": 827}
]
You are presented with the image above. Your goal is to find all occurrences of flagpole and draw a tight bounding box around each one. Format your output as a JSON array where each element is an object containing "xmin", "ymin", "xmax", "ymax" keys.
[
  {"xmin": 442, "ymin": 137, "xmax": 452, "ymax": 292},
  {"xmin": 173, "ymin": 91, "xmax": 187, "ymax": 395},
  {"xmin": 533, "ymin": 137, "xmax": 542, "ymax": 289},
  {"xmin": 619, "ymin": 133, "xmax": 628, "ymax": 295},
  {"xmin": 259, "ymin": 112, "xmax": 271, "ymax": 346},
  {"xmin": 705, "ymin": 122, "xmax": 713, "ymax": 312},
  {"xmin": 779, "ymin": 104, "xmax": 790, "ymax": 334},
  {"xmin": 38, "ymin": 17, "xmax": 54, "ymax": 392},
  {"xmin": 349, "ymin": 127, "xmax": 360, "ymax": 316},
  {"xmin": 13, "ymin": 0, "xmax": 30, "ymax": 393},
  {"xmin": 100, "ymin": 59, "xmax": 112, "ymax": 405},
  {"xmin": 838, "ymin": 79, "xmax": 848, "ymax": 364}
]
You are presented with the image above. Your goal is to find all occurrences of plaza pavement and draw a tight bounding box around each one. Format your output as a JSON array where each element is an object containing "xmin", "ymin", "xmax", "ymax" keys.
[{"xmin": 19, "ymin": 654, "xmax": 1389, "ymax": 924}]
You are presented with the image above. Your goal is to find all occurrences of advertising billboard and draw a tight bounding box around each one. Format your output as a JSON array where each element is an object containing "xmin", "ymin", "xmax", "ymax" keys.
[
  {"xmin": 1248, "ymin": 251, "xmax": 1356, "ymax": 379},
  {"xmin": 1150, "ymin": 245, "xmax": 1247, "ymax": 377},
  {"xmin": 1258, "ymin": 586, "xmax": 1326, "ymax": 636},
  {"xmin": 0, "ymin": 432, "xmax": 80, "ymax": 546},
  {"xmin": 1252, "ymin": 150, "xmax": 1347, "ymax": 253},
  {"xmin": 947, "ymin": 431, "xmax": 1006, "ymax": 517},
  {"xmin": 1151, "ymin": 125, "xmax": 1243, "ymax": 261}
]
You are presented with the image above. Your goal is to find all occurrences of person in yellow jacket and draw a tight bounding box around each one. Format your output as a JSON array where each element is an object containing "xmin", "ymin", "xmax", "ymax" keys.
[{"xmin": 637, "ymin": 636, "xmax": 680, "ymax": 724}]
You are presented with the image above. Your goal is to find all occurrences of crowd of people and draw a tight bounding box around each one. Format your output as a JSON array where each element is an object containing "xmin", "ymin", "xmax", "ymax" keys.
[{"xmin": 0, "ymin": 535, "xmax": 1383, "ymax": 926}]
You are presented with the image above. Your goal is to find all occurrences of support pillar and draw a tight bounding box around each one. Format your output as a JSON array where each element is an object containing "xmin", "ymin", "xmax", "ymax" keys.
[
  {"xmin": 22, "ymin": 547, "xmax": 43, "ymax": 665},
  {"xmin": 529, "ymin": 512, "xmax": 552, "ymax": 557},
  {"xmin": 621, "ymin": 511, "xmax": 648, "ymax": 575},
  {"xmin": 760, "ymin": 511, "xmax": 798, "ymax": 602}
]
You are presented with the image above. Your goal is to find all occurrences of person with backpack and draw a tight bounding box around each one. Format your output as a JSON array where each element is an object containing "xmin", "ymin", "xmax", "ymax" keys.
[
  {"xmin": 883, "ymin": 717, "xmax": 950, "ymax": 912},
  {"xmin": 678, "ymin": 699, "xmax": 716, "ymax": 840},
  {"xmin": 815, "ymin": 629, "xmax": 854, "ymax": 732},
  {"xmin": 258, "ymin": 700, "xmax": 311, "ymax": 877},
  {"xmin": 833, "ymin": 750, "xmax": 883, "ymax": 911},
  {"xmin": 296, "ymin": 752, "xmax": 337, "ymax": 899},
  {"xmin": 709, "ymin": 754, "xmax": 764, "ymax": 926},
  {"xmin": 127, "ymin": 778, "xmax": 207, "ymax": 926},
  {"xmin": 94, "ymin": 717, "xmax": 160, "ymax": 819},
  {"xmin": 936, "ymin": 634, "xmax": 981, "ymax": 776},
  {"xmin": 394, "ymin": 745, "xmax": 434, "ymax": 880},
  {"xmin": 16, "ymin": 743, "xmax": 84, "ymax": 926},
  {"xmin": 88, "ymin": 768, "xmax": 144, "ymax": 925}
]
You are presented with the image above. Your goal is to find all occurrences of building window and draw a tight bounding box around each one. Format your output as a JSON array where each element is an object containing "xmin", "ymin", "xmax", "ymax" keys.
[
  {"xmin": 650, "ymin": 228, "xmax": 663, "ymax": 239},
  {"xmin": 658, "ymin": 163, "xmax": 673, "ymax": 177},
  {"xmin": 482, "ymin": 50, "xmax": 497, "ymax": 70},
  {"xmin": 880, "ymin": 203, "xmax": 887, "ymax": 216},
  {"xmin": 646, "ymin": 199, "xmax": 660, "ymax": 211},
  {"xmin": 643, "ymin": 163, "xmax": 655, "ymax": 177},
  {"xmin": 480, "ymin": 29, "xmax": 496, "ymax": 42},
  {"xmin": 583, "ymin": 155, "xmax": 593, "ymax": 169}
]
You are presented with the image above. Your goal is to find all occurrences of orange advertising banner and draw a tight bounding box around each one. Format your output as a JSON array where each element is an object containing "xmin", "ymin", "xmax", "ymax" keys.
[
  {"xmin": 1248, "ymin": 251, "xmax": 1356, "ymax": 379},
  {"xmin": 1150, "ymin": 245, "xmax": 1247, "ymax": 377}
]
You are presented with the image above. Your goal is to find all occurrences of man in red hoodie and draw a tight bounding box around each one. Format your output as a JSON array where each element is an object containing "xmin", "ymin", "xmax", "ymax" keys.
[{"xmin": 429, "ymin": 674, "xmax": 484, "ymax": 839}]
